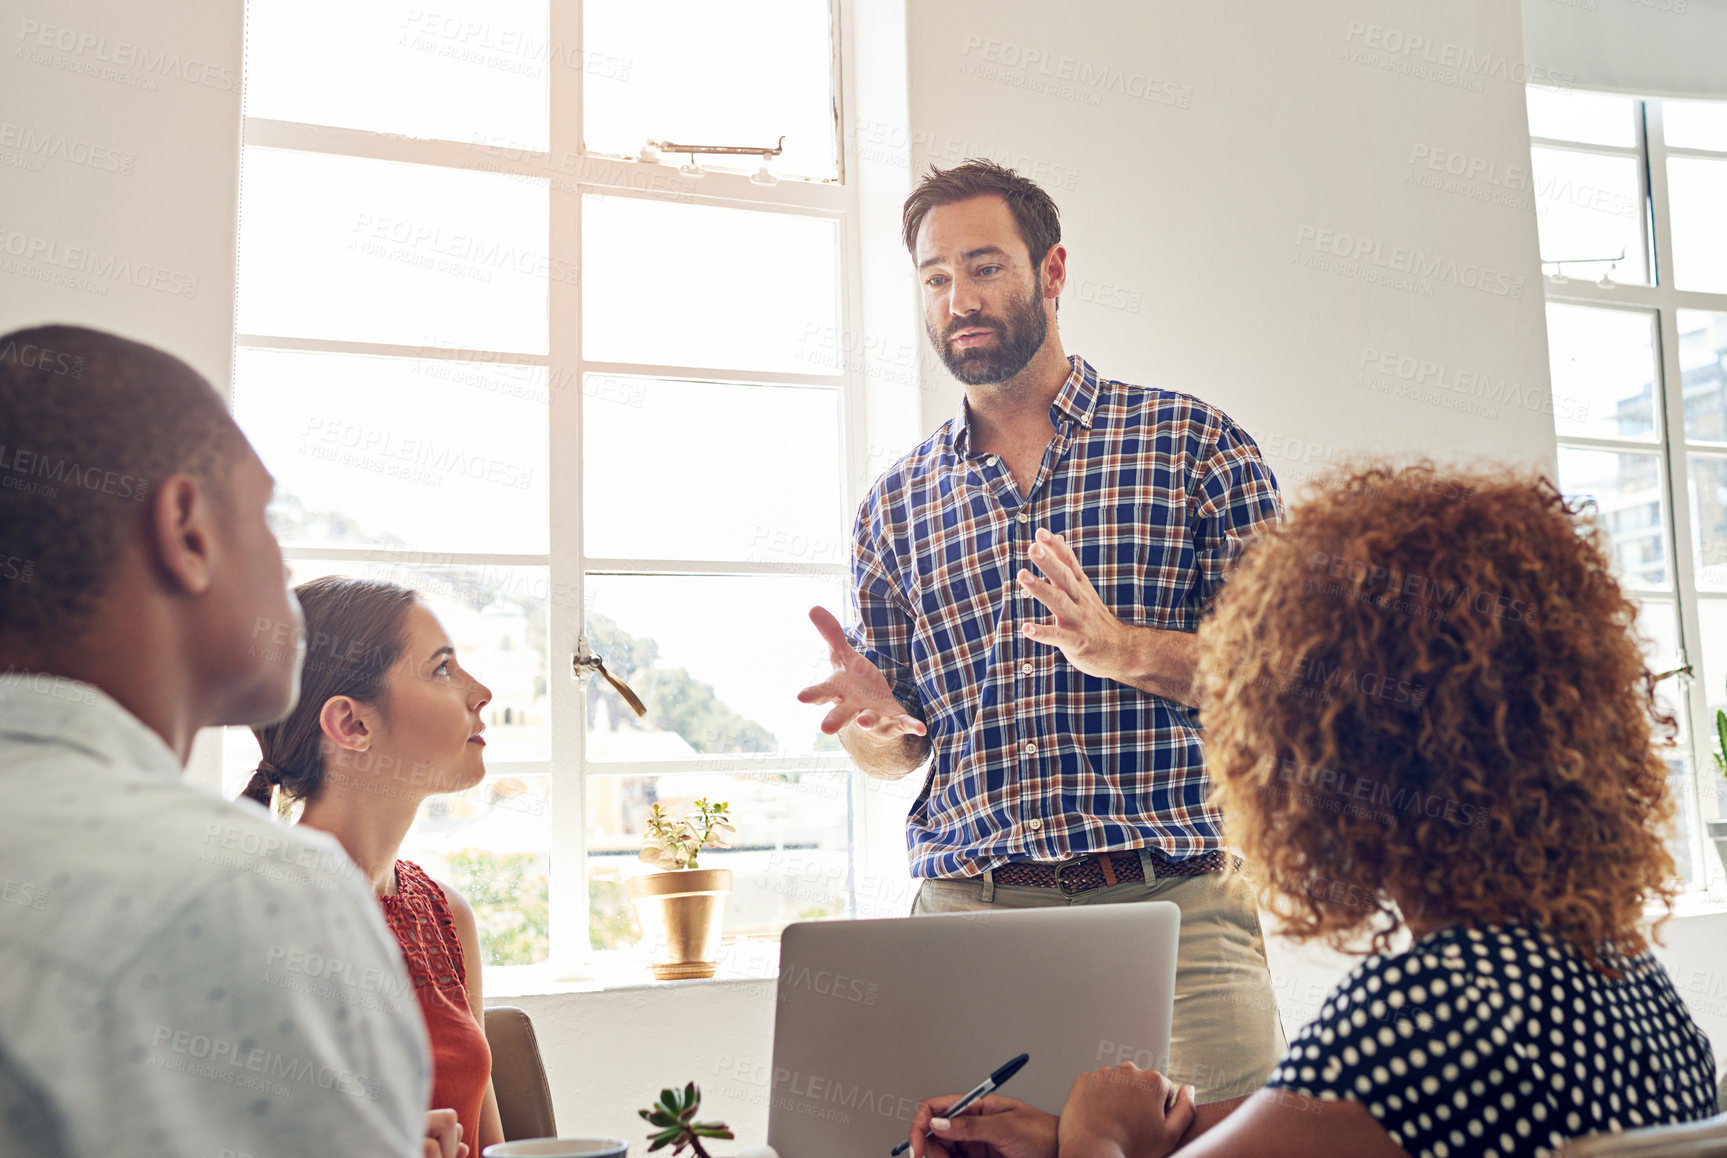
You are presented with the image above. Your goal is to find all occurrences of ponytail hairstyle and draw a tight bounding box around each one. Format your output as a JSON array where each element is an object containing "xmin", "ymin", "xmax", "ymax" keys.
[{"xmin": 241, "ymin": 576, "xmax": 419, "ymax": 812}]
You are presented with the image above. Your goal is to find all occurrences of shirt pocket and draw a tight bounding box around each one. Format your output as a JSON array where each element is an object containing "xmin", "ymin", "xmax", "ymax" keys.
[{"xmin": 1068, "ymin": 500, "xmax": 1190, "ymax": 628}]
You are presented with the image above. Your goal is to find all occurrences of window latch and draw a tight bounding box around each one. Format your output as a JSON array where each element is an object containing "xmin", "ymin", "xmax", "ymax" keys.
[{"xmin": 573, "ymin": 641, "xmax": 647, "ymax": 718}]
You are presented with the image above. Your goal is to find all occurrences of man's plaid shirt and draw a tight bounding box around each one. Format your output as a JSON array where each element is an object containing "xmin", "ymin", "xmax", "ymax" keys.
[{"xmin": 846, "ymin": 356, "xmax": 1283, "ymax": 880}]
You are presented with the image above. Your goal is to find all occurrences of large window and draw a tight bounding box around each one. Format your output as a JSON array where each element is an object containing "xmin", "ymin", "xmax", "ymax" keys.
[
  {"xmin": 1530, "ymin": 87, "xmax": 1727, "ymax": 892},
  {"xmin": 231, "ymin": 1, "xmax": 874, "ymax": 970}
]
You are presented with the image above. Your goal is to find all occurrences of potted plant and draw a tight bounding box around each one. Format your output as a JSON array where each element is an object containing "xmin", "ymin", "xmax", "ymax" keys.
[
  {"xmin": 625, "ymin": 798, "xmax": 736, "ymax": 980},
  {"xmin": 640, "ymin": 1082, "xmax": 735, "ymax": 1157}
]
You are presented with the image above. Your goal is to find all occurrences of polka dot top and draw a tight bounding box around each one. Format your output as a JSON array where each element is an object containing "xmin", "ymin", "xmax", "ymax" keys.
[{"xmin": 1265, "ymin": 924, "xmax": 1718, "ymax": 1158}]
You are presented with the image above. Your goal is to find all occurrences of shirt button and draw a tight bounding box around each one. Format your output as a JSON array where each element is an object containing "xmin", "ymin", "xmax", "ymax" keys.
[
  {"xmin": 986, "ymin": 455, "xmax": 999, "ymax": 466},
  {"xmin": 1016, "ymin": 512, "xmax": 1030, "ymax": 523},
  {"xmin": 1028, "ymin": 818, "xmax": 1043, "ymax": 831},
  {"xmin": 1021, "ymin": 662, "xmax": 1033, "ymax": 674},
  {"xmin": 1024, "ymin": 741, "xmax": 1037, "ymax": 755}
]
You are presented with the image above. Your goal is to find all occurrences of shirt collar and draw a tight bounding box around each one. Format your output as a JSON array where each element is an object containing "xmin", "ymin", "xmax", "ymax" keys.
[
  {"xmin": 0, "ymin": 673, "xmax": 184, "ymax": 781},
  {"xmin": 951, "ymin": 355, "xmax": 1103, "ymax": 459}
]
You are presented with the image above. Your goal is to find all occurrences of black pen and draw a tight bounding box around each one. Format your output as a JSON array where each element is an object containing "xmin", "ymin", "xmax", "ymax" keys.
[{"xmin": 891, "ymin": 1052, "xmax": 1030, "ymax": 1156}]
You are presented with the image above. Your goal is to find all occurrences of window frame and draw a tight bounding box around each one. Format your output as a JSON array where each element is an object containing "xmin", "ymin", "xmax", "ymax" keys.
[
  {"xmin": 1536, "ymin": 94, "xmax": 1727, "ymax": 893},
  {"xmin": 235, "ymin": 0, "xmax": 879, "ymax": 971}
]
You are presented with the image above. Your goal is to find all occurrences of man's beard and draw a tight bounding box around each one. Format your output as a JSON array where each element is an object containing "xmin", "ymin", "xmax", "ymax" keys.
[{"xmin": 927, "ymin": 283, "xmax": 1048, "ymax": 386}]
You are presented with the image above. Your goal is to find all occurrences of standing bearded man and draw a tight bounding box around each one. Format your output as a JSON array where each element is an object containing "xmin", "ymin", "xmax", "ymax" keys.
[{"xmin": 799, "ymin": 160, "xmax": 1287, "ymax": 1101}]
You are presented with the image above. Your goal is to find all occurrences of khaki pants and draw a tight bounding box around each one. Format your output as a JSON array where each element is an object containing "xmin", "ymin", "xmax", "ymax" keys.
[{"xmin": 911, "ymin": 855, "xmax": 1287, "ymax": 1103}]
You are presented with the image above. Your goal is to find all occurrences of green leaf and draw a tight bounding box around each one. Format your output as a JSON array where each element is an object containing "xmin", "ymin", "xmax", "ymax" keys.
[{"xmin": 1715, "ymin": 704, "xmax": 1727, "ymax": 780}]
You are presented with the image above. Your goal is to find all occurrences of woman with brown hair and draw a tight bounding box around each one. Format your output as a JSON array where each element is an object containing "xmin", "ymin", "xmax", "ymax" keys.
[
  {"xmin": 243, "ymin": 575, "xmax": 503, "ymax": 1157},
  {"xmin": 904, "ymin": 463, "xmax": 1717, "ymax": 1158}
]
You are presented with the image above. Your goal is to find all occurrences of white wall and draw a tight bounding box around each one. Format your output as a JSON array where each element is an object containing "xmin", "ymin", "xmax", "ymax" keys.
[
  {"xmin": 0, "ymin": 0, "xmax": 242, "ymax": 385},
  {"xmin": 0, "ymin": 0, "xmax": 242, "ymax": 790},
  {"xmin": 906, "ymin": 0, "xmax": 1561, "ymax": 494}
]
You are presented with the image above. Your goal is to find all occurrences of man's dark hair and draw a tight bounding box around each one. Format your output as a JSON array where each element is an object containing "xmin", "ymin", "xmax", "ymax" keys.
[
  {"xmin": 0, "ymin": 324, "xmax": 249, "ymax": 648},
  {"xmin": 901, "ymin": 158, "xmax": 1063, "ymax": 267}
]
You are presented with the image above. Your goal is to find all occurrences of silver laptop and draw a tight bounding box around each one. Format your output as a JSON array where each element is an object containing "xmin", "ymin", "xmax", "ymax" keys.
[{"xmin": 767, "ymin": 903, "xmax": 1180, "ymax": 1158}]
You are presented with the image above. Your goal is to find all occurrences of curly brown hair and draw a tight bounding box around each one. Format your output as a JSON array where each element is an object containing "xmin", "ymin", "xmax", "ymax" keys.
[{"xmin": 1197, "ymin": 462, "xmax": 1679, "ymax": 966}]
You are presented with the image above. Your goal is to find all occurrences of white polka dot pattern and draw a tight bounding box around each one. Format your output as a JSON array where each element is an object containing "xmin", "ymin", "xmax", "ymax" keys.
[{"xmin": 1265, "ymin": 924, "xmax": 1718, "ymax": 1158}]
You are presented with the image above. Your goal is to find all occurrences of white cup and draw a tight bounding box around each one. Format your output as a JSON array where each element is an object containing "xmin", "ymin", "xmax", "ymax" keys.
[{"xmin": 482, "ymin": 1139, "xmax": 628, "ymax": 1158}]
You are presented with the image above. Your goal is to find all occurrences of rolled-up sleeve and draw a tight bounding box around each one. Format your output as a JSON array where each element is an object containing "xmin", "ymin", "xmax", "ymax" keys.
[
  {"xmin": 1189, "ymin": 422, "xmax": 1283, "ymax": 613},
  {"xmin": 843, "ymin": 492, "xmax": 924, "ymax": 722}
]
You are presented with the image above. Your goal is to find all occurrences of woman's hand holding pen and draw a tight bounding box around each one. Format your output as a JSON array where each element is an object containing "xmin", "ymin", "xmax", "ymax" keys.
[{"xmin": 904, "ymin": 1095, "xmax": 1058, "ymax": 1158}]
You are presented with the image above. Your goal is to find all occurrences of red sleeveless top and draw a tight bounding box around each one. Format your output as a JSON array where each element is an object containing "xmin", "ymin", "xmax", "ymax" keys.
[{"xmin": 378, "ymin": 860, "xmax": 492, "ymax": 1149}]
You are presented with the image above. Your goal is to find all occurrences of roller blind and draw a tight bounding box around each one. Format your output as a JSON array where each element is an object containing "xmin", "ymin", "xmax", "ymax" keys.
[{"xmin": 1523, "ymin": 0, "xmax": 1727, "ymax": 99}]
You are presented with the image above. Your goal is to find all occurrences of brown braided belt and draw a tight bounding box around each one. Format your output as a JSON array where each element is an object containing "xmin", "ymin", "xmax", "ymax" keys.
[{"xmin": 992, "ymin": 850, "xmax": 1237, "ymax": 895}]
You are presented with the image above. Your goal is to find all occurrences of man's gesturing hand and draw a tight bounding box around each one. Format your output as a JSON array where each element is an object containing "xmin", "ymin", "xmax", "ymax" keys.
[
  {"xmin": 1016, "ymin": 528, "xmax": 1133, "ymax": 682},
  {"xmin": 797, "ymin": 606, "xmax": 926, "ymax": 740}
]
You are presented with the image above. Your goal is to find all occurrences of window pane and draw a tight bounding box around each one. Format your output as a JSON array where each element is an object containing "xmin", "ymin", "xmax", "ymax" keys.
[
  {"xmin": 403, "ymin": 775, "xmax": 552, "ymax": 965},
  {"xmin": 581, "ymin": 196, "xmax": 839, "ymax": 373},
  {"xmin": 1526, "ymin": 86, "xmax": 1637, "ymax": 148},
  {"xmin": 1630, "ymin": 598, "xmax": 1686, "ymax": 739},
  {"xmin": 1668, "ymin": 157, "xmax": 1727, "ymax": 295},
  {"xmin": 586, "ymin": 771, "xmax": 854, "ymax": 952},
  {"xmin": 1691, "ymin": 456, "xmax": 1727, "ymax": 592},
  {"xmin": 582, "ymin": 574, "xmax": 845, "ymax": 759},
  {"xmin": 285, "ymin": 558, "xmax": 551, "ymax": 764},
  {"xmin": 1556, "ymin": 447, "xmax": 1670, "ymax": 590},
  {"xmin": 237, "ymin": 348, "xmax": 548, "ymax": 554},
  {"xmin": 1698, "ymin": 602, "xmax": 1727, "ymax": 711},
  {"xmin": 1546, "ymin": 303, "xmax": 1659, "ymax": 442},
  {"xmin": 1531, "ymin": 147, "xmax": 1647, "ymax": 284},
  {"xmin": 1697, "ymin": 602, "xmax": 1727, "ymax": 874},
  {"xmin": 583, "ymin": 0, "xmax": 837, "ymax": 181},
  {"xmin": 1662, "ymin": 99, "xmax": 1727, "ymax": 153},
  {"xmin": 245, "ymin": 0, "xmax": 549, "ymax": 149},
  {"xmin": 238, "ymin": 147, "xmax": 549, "ymax": 352},
  {"xmin": 583, "ymin": 377, "xmax": 843, "ymax": 563},
  {"xmin": 1681, "ymin": 311, "xmax": 1727, "ymax": 442},
  {"xmin": 1663, "ymin": 757, "xmax": 1696, "ymax": 885}
]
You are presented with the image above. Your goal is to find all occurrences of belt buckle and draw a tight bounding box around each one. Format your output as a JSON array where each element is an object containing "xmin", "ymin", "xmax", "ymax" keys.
[{"xmin": 1055, "ymin": 856, "xmax": 1091, "ymax": 896}]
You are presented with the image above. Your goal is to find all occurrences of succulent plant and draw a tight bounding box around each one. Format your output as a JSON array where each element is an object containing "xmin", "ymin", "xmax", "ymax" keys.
[
  {"xmin": 640, "ymin": 1082, "xmax": 734, "ymax": 1157},
  {"xmin": 1715, "ymin": 697, "xmax": 1727, "ymax": 781},
  {"xmin": 638, "ymin": 798, "xmax": 737, "ymax": 871}
]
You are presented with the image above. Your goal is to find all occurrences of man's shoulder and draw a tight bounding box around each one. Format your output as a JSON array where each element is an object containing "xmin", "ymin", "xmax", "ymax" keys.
[
  {"xmin": 859, "ymin": 420, "xmax": 960, "ymax": 513},
  {"xmin": 0, "ymin": 771, "xmax": 372, "ymax": 984},
  {"xmin": 0, "ymin": 771, "xmax": 427, "ymax": 1158},
  {"xmin": 1095, "ymin": 375, "xmax": 1254, "ymax": 445}
]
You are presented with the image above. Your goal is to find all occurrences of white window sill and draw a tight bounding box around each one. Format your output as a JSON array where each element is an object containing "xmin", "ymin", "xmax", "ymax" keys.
[
  {"xmin": 484, "ymin": 938, "xmax": 783, "ymax": 999},
  {"xmin": 479, "ymin": 891, "xmax": 1727, "ymax": 1001},
  {"xmin": 1659, "ymin": 888, "xmax": 1727, "ymax": 922}
]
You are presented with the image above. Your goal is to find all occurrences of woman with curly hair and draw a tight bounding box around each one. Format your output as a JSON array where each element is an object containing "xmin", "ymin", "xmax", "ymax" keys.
[{"xmin": 903, "ymin": 463, "xmax": 1717, "ymax": 1158}]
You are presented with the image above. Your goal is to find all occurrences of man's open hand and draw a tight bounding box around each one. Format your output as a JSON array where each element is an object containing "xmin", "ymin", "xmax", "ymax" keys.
[
  {"xmin": 797, "ymin": 606, "xmax": 926, "ymax": 740},
  {"xmin": 1016, "ymin": 528, "xmax": 1133, "ymax": 681}
]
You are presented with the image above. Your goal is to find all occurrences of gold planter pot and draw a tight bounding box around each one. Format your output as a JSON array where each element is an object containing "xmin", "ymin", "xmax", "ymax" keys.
[{"xmin": 624, "ymin": 868, "xmax": 733, "ymax": 980}]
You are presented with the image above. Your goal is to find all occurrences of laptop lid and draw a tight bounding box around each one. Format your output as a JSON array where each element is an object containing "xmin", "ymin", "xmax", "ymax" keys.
[{"xmin": 766, "ymin": 903, "xmax": 1180, "ymax": 1158}]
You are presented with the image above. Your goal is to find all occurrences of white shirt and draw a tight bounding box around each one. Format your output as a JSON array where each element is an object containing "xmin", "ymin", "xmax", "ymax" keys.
[{"xmin": 0, "ymin": 673, "xmax": 430, "ymax": 1157}]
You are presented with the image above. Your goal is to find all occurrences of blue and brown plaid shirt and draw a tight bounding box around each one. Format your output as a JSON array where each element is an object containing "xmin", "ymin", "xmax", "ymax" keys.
[{"xmin": 847, "ymin": 356, "xmax": 1283, "ymax": 879}]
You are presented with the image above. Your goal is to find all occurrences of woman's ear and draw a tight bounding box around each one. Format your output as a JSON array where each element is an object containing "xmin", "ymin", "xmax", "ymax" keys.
[{"xmin": 317, "ymin": 695, "xmax": 374, "ymax": 754}]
